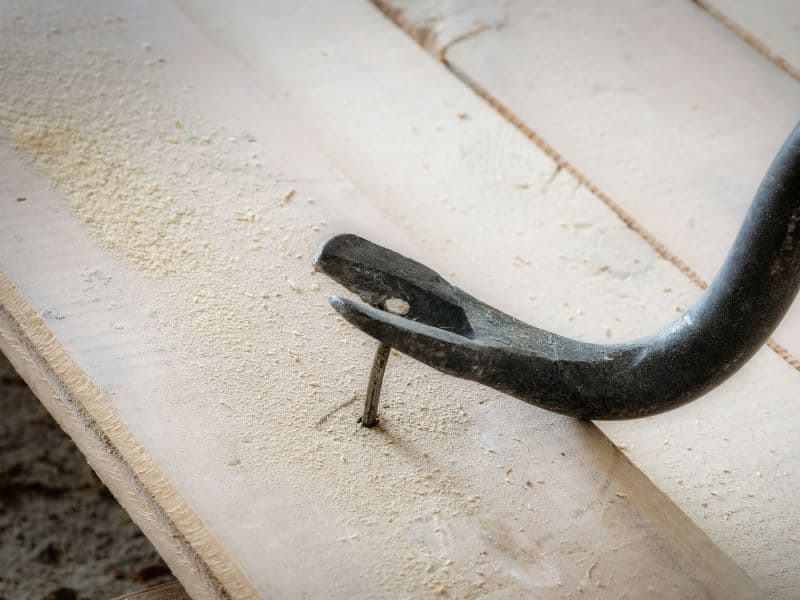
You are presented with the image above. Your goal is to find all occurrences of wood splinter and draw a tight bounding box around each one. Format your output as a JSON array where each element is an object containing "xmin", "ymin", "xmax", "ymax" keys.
[{"xmin": 359, "ymin": 298, "xmax": 409, "ymax": 427}]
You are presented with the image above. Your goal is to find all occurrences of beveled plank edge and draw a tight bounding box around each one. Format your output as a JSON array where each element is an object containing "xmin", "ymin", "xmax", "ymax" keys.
[{"xmin": 0, "ymin": 272, "xmax": 257, "ymax": 600}]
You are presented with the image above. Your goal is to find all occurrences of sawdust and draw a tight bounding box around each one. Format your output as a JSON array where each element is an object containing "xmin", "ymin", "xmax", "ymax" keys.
[
  {"xmin": 0, "ymin": 2, "xmax": 768, "ymax": 597},
  {"xmin": 10, "ymin": 119, "xmax": 202, "ymax": 276},
  {"xmin": 0, "ymin": 6, "xmax": 484, "ymax": 597},
  {"xmin": 0, "ymin": 10, "xmax": 277, "ymax": 280}
]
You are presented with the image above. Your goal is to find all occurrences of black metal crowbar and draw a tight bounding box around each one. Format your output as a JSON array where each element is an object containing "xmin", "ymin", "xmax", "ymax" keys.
[{"xmin": 315, "ymin": 123, "xmax": 800, "ymax": 421}]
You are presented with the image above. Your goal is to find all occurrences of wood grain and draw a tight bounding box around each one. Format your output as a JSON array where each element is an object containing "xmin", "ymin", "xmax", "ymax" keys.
[
  {"xmin": 372, "ymin": 0, "xmax": 800, "ymax": 595},
  {"xmin": 0, "ymin": 0, "xmax": 765, "ymax": 596},
  {"xmin": 697, "ymin": 0, "xmax": 800, "ymax": 81},
  {"xmin": 111, "ymin": 580, "xmax": 190, "ymax": 600}
]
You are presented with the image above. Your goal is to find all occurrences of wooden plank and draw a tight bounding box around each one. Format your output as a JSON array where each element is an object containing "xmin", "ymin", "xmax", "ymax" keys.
[
  {"xmin": 376, "ymin": 1, "xmax": 800, "ymax": 595},
  {"xmin": 386, "ymin": 0, "xmax": 800, "ymax": 357},
  {"xmin": 111, "ymin": 581, "xmax": 189, "ymax": 600},
  {"xmin": 0, "ymin": 0, "xmax": 761, "ymax": 597},
  {"xmin": 697, "ymin": 0, "xmax": 800, "ymax": 81}
]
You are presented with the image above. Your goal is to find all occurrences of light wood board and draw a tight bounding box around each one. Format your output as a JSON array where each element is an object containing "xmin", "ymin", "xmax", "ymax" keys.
[
  {"xmin": 0, "ymin": 0, "xmax": 767, "ymax": 597},
  {"xmin": 699, "ymin": 0, "xmax": 800, "ymax": 81},
  {"xmin": 375, "ymin": 1, "xmax": 800, "ymax": 595}
]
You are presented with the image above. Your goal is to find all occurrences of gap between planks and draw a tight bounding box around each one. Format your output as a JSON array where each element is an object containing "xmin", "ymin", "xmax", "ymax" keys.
[
  {"xmin": 692, "ymin": 0, "xmax": 800, "ymax": 83},
  {"xmin": 370, "ymin": 0, "xmax": 800, "ymax": 374}
]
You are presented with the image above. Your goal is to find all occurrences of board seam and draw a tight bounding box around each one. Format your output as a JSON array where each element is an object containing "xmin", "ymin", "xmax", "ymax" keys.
[
  {"xmin": 692, "ymin": 0, "xmax": 800, "ymax": 84},
  {"xmin": 369, "ymin": 0, "xmax": 800, "ymax": 374}
]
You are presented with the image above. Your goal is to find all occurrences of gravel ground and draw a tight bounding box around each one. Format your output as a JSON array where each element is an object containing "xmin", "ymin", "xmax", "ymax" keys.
[{"xmin": 0, "ymin": 353, "xmax": 173, "ymax": 600}]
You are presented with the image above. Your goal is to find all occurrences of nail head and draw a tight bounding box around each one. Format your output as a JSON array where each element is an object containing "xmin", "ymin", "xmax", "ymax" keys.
[{"xmin": 385, "ymin": 297, "xmax": 410, "ymax": 315}]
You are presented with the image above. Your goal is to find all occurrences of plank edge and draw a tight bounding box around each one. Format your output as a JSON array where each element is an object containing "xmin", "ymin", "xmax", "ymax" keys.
[
  {"xmin": 0, "ymin": 271, "xmax": 257, "ymax": 600},
  {"xmin": 111, "ymin": 580, "xmax": 190, "ymax": 600}
]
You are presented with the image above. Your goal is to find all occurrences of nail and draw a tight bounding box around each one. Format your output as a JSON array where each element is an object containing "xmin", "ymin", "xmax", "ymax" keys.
[{"xmin": 359, "ymin": 298, "xmax": 410, "ymax": 428}]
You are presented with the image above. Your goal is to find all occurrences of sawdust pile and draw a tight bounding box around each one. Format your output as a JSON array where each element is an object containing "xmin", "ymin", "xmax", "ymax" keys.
[
  {"xmin": 2, "ymin": 2, "xmax": 779, "ymax": 597},
  {"xmin": 0, "ymin": 6, "xmax": 495, "ymax": 597}
]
